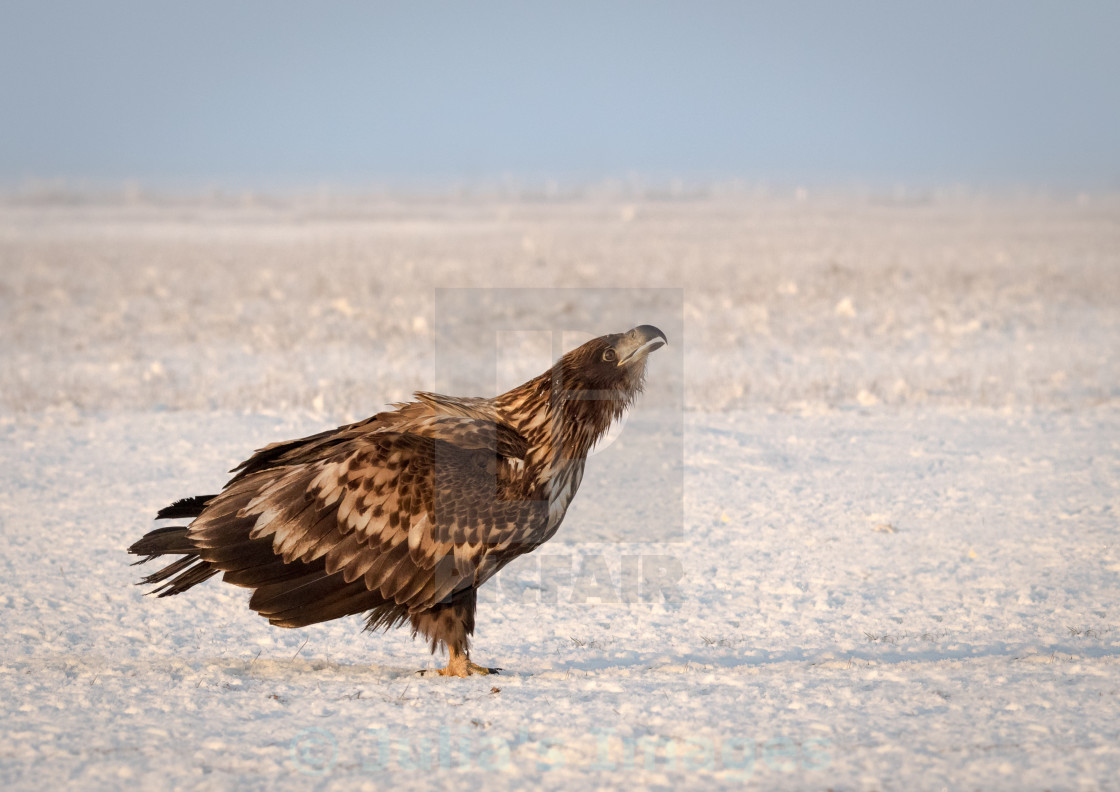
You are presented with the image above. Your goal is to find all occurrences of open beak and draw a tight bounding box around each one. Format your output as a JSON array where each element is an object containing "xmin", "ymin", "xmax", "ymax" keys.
[{"xmin": 616, "ymin": 325, "xmax": 668, "ymax": 366}]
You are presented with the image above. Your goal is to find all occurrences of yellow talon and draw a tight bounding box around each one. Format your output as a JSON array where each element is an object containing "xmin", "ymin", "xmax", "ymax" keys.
[{"xmin": 423, "ymin": 648, "xmax": 502, "ymax": 677}]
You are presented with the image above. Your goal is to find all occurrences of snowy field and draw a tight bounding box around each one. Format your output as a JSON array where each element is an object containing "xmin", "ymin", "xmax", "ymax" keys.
[{"xmin": 1, "ymin": 191, "xmax": 1118, "ymax": 790}]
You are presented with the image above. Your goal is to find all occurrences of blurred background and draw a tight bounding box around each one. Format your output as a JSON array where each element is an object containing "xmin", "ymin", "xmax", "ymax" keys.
[
  {"xmin": 1, "ymin": 0, "xmax": 1118, "ymax": 418},
  {"xmin": 3, "ymin": 0, "xmax": 1119, "ymax": 192}
]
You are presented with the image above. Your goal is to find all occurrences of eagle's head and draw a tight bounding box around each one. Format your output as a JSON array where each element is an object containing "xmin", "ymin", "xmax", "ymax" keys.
[
  {"xmin": 496, "ymin": 325, "xmax": 667, "ymax": 460},
  {"xmin": 557, "ymin": 324, "xmax": 667, "ymax": 395},
  {"xmin": 550, "ymin": 324, "xmax": 667, "ymax": 455}
]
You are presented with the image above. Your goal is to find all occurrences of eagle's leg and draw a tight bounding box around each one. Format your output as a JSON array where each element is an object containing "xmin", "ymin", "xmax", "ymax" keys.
[{"xmin": 412, "ymin": 587, "xmax": 502, "ymax": 677}]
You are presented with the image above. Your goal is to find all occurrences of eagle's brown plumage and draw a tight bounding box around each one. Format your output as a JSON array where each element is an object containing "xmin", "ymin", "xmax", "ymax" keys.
[{"xmin": 129, "ymin": 325, "xmax": 666, "ymax": 676}]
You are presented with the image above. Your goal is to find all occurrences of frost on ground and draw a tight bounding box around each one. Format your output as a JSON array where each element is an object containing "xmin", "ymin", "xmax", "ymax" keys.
[{"xmin": 0, "ymin": 193, "xmax": 1118, "ymax": 790}]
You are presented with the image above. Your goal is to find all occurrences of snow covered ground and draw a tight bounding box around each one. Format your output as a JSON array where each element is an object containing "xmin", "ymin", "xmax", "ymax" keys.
[{"xmin": 1, "ymin": 191, "xmax": 1118, "ymax": 790}]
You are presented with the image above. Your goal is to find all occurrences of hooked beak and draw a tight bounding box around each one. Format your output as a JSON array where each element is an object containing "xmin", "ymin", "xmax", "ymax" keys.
[{"xmin": 615, "ymin": 324, "xmax": 668, "ymax": 366}]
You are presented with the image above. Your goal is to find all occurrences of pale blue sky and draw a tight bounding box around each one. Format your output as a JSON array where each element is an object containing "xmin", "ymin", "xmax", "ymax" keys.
[{"xmin": 3, "ymin": 0, "xmax": 1118, "ymax": 190}]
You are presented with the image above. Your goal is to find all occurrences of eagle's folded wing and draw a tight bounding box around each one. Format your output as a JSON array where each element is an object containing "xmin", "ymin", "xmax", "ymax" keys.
[{"xmin": 188, "ymin": 416, "xmax": 540, "ymax": 615}]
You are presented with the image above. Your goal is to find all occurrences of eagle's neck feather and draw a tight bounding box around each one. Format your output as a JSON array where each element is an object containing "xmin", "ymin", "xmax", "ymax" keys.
[{"xmin": 494, "ymin": 366, "xmax": 632, "ymax": 467}]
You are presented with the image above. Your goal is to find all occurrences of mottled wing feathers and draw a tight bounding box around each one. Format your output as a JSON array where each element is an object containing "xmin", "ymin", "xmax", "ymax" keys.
[
  {"xmin": 225, "ymin": 395, "xmax": 526, "ymax": 481},
  {"xmin": 227, "ymin": 415, "xmax": 379, "ymax": 483},
  {"xmin": 188, "ymin": 415, "xmax": 543, "ymax": 622}
]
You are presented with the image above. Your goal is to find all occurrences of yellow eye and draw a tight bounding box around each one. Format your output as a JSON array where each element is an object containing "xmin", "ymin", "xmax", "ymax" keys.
[{"xmin": 602, "ymin": 349, "xmax": 617, "ymax": 362}]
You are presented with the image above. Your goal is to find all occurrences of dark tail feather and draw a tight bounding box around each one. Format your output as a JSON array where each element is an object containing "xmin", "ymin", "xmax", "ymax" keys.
[
  {"xmin": 156, "ymin": 495, "xmax": 216, "ymax": 520},
  {"xmin": 129, "ymin": 525, "xmax": 218, "ymax": 596},
  {"xmin": 250, "ymin": 571, "xmax": 388, "ymax": 628},
  {"xmin": 129, "ymin": 525, "xmax": 196, "ymax": 560},
  {"xmin": 146, "ymin": 557, "xmax": 218, "ymax": 597}
]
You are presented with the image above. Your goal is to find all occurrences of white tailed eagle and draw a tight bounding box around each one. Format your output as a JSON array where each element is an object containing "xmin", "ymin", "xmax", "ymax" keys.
[{"xmin": 129, "ymin": 325, "xmax": 666, "ymax": 676}]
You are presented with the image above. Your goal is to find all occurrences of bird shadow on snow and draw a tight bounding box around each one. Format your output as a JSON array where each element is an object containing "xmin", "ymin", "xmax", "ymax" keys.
[
  {"xmin": 19, "ymin": 641, "xmax": 1115, "ymax": 691},
  {"xmin": 536, "ymin": 641, "xmax": 1120, "ymax": 677}
]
